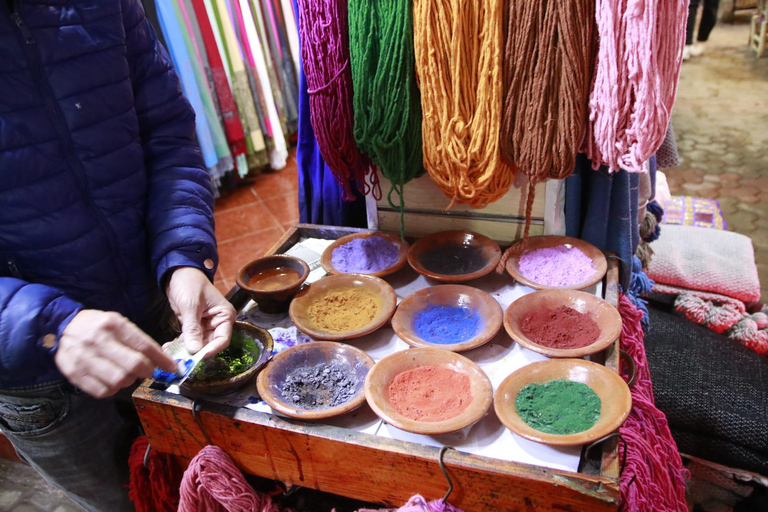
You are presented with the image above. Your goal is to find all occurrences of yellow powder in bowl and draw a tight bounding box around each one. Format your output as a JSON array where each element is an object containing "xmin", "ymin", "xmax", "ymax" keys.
[{"xmin": 308, "ymin": 288, "xmax": 381, "ymax": 333}]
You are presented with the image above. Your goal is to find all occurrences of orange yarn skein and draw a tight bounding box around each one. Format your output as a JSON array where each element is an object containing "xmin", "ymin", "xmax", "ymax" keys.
[{"xmin": 413, "ymin": 0, "xmax": 515, "ymax": 209}]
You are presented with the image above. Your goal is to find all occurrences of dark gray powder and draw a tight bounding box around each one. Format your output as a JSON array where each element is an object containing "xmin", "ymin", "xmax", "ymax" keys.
[{"xmin": 279, "ymin": 362, "xmax": 358, "ymax": 410}]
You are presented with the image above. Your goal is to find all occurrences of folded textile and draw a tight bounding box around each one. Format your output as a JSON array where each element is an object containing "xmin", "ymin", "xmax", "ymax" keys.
[
  {"xmin": 662, "ymin": 196, "xmax": 726, "ymax": 230},
  {"xmin": 647, "ymin": 225, "xmax": 760, "ymax": 304}
]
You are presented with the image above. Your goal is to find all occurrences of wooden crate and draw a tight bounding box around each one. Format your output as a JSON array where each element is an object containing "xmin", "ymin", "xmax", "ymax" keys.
[
  {"xmin": 134, "ymin": 224, "xmax": 622, "ymax": 512},
  {"xmin": 375, "ymin": 176, "xmax": 547, "ymax": 242}
]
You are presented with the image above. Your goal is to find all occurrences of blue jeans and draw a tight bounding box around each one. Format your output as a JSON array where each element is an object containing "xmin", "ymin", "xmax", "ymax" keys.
[{"xmin": 0, "ymin": 380, "xmax": 138, "ymax": 512}]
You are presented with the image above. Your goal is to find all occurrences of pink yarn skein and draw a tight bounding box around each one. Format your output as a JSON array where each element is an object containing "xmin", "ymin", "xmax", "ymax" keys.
[
  {"xmin": 583, "ymin": 0, "xmax": 688, "ymax": 172},
  {"xmin": 297, "ymin": 0, "xmax": 375, "ymax": 199}
]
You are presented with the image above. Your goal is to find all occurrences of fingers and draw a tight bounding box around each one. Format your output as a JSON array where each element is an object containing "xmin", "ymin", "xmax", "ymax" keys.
[
  {"xmin": 106, "ymin": 314, "xmax": 177, "ymax": 373},
  {"xmin": 179, "ymin": 303, "xmax": 205, "ymax": 355}
]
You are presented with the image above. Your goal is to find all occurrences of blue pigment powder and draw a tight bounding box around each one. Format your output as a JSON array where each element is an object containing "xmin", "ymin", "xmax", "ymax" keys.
[{"xmin": 412, "ymin": 304, "xmax": 482, "ymax": 344}]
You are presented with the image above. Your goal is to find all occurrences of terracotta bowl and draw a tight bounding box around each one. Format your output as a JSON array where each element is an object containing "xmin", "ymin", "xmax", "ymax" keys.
[
  {"xmin": 365, "ymin": 348, "xmax": 493, "ymax": 435},
  {"xmin": 235, "ymin": 255, "xmax": 310, "ymax": 313},
  {"xmin": 183, "ymin": 322, "xmax": 273, "ymax": 395},
  {"xmin": 321, "ymin": 231, "xmax": 409, "ymax": 278},
  {"xmin": 257, "ymin": 341, "xmax": 375, "ymax": 420},
  {"xmin": 392, "ymin": 285, "xmax": 503, "ymax": 352},
  {"xmin": 494, "ymin": 359, "xmax": 632, "ymax": 446},
  {"xmin": 504, "ymin": 236, "xmax": 607, "ymax": 290},
  {"xmin": 408, "ymin": 230, "xmax": 501, "ymax": 283},
  {"xmin": 289, "ymin": 274, "xmax": 397, "ymax": 341},
  {"xmin": 504, "ymin": 290, "xmax": 622, "ymax": 358}
]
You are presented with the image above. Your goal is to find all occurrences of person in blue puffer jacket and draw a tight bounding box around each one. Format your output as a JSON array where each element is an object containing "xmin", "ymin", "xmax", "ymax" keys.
[{"xmin": 0, "ymin": 1, "xmax": 236, "ymax": 510}]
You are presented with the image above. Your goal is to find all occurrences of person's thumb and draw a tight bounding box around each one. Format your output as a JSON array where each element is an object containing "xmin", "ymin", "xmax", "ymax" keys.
[{"xmin": 180, "ymin": 304, "xmax": 204, "ymax": 354}]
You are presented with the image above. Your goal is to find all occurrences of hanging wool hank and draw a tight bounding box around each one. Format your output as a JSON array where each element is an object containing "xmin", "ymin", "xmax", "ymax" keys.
[
  {"xmin": 296, "ymin": 0, "xmax": 376, "ymax": 200},
  {"xmin": 582, "ymin": 0, "xmax": 688, "ymax": 173},
  {"xmin": 349, "ymin": 0, "xmax": 424, "ymax": 235},
  {"xmin": 413, "ymin": 0, "xmax": 515, "ymax": 208},
  {"xmin": 498, "ymin": 0, "xmax": 597, "ymax": 268}
]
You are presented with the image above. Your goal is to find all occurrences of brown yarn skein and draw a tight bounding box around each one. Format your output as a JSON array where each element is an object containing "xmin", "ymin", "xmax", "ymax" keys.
[{"xmin": 497, "ymin": 0, "xmax": 597, "ymax": 273}]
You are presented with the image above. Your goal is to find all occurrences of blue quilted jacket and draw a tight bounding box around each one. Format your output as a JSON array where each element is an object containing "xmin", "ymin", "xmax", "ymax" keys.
[{"xmin": 0, "ymin": 0, "xmax": 218, "ymax": 389}]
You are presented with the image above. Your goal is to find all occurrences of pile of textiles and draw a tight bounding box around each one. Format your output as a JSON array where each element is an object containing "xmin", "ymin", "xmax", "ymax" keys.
[{"xmin": 148, "ymin": 0, "xmax": 300, "ymax": 195}]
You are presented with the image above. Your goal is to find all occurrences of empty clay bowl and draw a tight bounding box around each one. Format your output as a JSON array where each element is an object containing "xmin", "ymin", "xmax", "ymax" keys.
[
  {"xmin": 392, "ymin": 285, "xmax": 503, "ymax": 352},
  {"xmin": 183, "ymin": 322, "xmax": 273, "ymax": 395},
  {"xmin": 256, "ymin": 341, "xmax": 375, "ymax": 420},
  {"xmin": 236, "ymin": 255, "xmax": 310, "ymax": 313},
  {"xmin": 504, "ymin": 236, "xmax": 607, "ymax": 290},
  {"xmin": 321, "ymin": 231, "xmax": 409, "ymax": 278},
  {"xmin": 408, "ymin": 230, "xmax": 501, "ymax": 283},
  {"xmin": 504, "ymin": 290, "xmax": 622, "ymax": 358},
  {"xmin": 365, "ymin": 348, "xmax": 493, "ymax": 435},
  {"xmin": 289, "ymin": 273, "xmax": 397, "ymax": 341},
  {"xmin": 494, "ymin": 359, "xmax": 632, "ymax": 446}
]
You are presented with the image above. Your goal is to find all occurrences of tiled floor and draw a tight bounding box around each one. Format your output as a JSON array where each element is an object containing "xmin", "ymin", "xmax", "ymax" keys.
[{"xmin": 213, "ymin": 155, "xmax": 299, "ymax": 295}]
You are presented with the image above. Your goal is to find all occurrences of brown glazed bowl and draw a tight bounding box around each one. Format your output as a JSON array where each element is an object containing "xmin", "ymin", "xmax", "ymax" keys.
[
  {"xmin": 182, "ymin": 322, "xmax": 273, "ymax": 395},
  {"xmin": 364, "ymin": 348, "xmax": 493, "ymax": 435},
  {"xmin": 235, "ymin": 255, "xmax": 310, "ymax": 313},
  {"xmin": 392, "ymin": 285, "xmax": 503, "ymax": 352},
  {"xmin": 289, "ymin": 273, "xmax": 397, "ymax": 341},
  {"xmin": 256, "ymin": 341, "xmax": 375, "ymax": 420},
  {"xmin": 321, "ymin": 231, "xmax": 409, "ymax": 278},
  {"xmin": 504, "ymin": 290, "xmax": 622, "ymax": 358},
  {"xmin": 494, "ymin": 359, "xmax": 632, "ymax": 446},
  {"xmin": 408, "ymin": 230, "xmax": 501, "ymax": 283},
  {"xmin": 504, "ymin": 236, "xmax": 607, "ymax": 290}
]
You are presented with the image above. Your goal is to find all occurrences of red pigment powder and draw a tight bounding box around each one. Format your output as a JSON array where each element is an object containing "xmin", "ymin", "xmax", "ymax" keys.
[
  {"xmin": 388, "ymin": 366, "xmax": 473, "ymax": 422},
  {"xmin": 521, "ymin": 306, "xmax": 601, "ymax": 349}
]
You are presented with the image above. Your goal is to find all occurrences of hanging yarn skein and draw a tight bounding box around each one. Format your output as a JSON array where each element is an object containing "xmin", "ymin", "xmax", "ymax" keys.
[
  {"xmin": 582, "ymin": 0, "xmax": 688, "ymax": 173},
  {"xmin": 413, "ymin": 0, "xmax": 515, "ymax": 208},
  {"xmin": 349, "ymin": 0, "xmax": 424, "ymax": 234},
  {"xmin": 498, "ymin": 0, "xmax": 597, "ymax": 269},
  {"xmin": 297, "ymin": 0, "xmax": 376, "ymax": 200}
]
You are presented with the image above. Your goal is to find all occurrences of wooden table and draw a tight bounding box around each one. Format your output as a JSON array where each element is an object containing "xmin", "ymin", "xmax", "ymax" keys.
[{"xmin": 134, "ymin": 224, "xmax": 623, "ymax": 511}]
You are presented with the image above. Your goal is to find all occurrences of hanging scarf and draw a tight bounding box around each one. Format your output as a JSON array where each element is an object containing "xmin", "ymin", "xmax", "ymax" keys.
[{"xmin": 190, "ymin": 0, "xmax": 248, "ymax": 164}]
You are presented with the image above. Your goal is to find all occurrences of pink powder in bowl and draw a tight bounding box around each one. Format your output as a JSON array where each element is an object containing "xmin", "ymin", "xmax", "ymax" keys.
[{"xmin": 518, "ymin": 245, "xmax": 597, "ymax": 287}]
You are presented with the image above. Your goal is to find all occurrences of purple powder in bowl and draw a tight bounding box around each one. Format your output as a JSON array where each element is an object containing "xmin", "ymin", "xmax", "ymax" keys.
[
  {"xmin": 518, "ymin": 245, "xmax": 597, "ymax": 287},
  {"xmin": 332, "ymin": 236, "xmax": 399, "ymax": 273}
]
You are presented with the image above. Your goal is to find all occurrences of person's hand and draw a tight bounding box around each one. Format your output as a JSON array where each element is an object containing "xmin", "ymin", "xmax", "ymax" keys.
[
  {"xmin": 56, "ymin": 310, "xmax": 178, "ymax": 398},
  {"xmin": 166, "ymin": 267, "xmax": 236, "ymax": 357}
]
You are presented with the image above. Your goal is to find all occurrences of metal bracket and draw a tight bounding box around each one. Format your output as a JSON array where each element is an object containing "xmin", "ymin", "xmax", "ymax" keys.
[
  {"xmin": 438, "ymin": 446, "xmax": 454, "ymax": 503},
  {"xmin": 192, "ymin": 399, "xmax": 213, "ymax": 446}
]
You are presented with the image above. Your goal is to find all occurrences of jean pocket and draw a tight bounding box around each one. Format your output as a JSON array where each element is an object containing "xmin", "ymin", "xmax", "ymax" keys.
[{"xmin": 0, "ymin": 388, "xmax": 70, "ymax": 438}]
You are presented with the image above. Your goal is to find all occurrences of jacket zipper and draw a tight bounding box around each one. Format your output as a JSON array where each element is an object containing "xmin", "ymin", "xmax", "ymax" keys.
[{"xmin": 10, "ymin": 9, "xmax": 137, "ymax": 318}]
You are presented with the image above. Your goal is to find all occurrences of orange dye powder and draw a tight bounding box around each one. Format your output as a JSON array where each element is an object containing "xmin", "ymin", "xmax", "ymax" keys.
[{"xmin": 388, "ymin": 366, "xmax": 473, "ymax": 422}]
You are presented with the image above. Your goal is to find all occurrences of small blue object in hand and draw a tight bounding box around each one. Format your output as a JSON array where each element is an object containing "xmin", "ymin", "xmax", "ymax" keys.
[{"xmin": 151, "ymin": 359, "xmax": 194, "ymax": 384}]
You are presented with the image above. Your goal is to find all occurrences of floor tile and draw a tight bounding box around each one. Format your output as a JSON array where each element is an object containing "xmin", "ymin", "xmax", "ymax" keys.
[
  {"xmin": 214, "ymin": 202, "xmax": 279, "ymax": 243},
  {"xmin": 214, "ymin": 187, "xmax": 259, "ymax": 212},
  {"xmin": 216, "ymin": 227, "xmax": 285, "ymax": 282},
  {"xmin": 262, "ymin": 192, "xmax": 300, "ymax": 226},
  {"xmin": 251, "ymin": 167, "xmax": 299, "ymax": 201}
]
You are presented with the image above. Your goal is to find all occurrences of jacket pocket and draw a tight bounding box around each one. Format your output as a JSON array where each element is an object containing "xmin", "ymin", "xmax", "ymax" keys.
[{"xmin": 0, "ymin": 386, "xmax": 70, "ymax": 438}]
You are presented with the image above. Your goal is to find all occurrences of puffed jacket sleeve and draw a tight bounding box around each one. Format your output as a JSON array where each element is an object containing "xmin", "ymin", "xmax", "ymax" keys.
[
  {"xmin": 121, "ymin": 0, "xmax": 218, "ymax": 285},
  {"xmin": 0, "ymin": 277, "xmax": 82, "ymax": 381}
]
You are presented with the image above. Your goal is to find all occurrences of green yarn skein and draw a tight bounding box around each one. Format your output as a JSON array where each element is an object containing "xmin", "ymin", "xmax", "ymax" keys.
[{"xmin": 348, "ymin": 0, "xmax": 425, "ymax": 237}]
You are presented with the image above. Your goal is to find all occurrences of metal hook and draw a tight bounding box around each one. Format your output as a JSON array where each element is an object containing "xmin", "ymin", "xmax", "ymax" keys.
[
  {"xmin": 619, "ymin": 350, "xmax": 637, "ymax": 387},
  {"xmin": 438, "ymin": 446, "xmax": 454, "ymax": 504},
  {"xmin": 584, "ymin": 432, "xmax": 628, "ymax": 477},
  {"xmin": 191, "ymin": 400, "xmax": 213, "ymax": 446},
  {"xmin": 143, "ymin": 443, "xmax": 151, "ymax": 469}
]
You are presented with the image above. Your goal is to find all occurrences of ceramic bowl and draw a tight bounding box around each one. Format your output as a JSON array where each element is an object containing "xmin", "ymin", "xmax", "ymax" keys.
[
  {"xmin": 391, "ymin": 285, "xmax": 503, "ymax": 352},
  {"xmin": 494, "ymin": 359, "xmax": 632, "ymax": 446},
  {"xmin": 235, "ymin": 255, "xmax": 310, "ymax": 313},
  {"xmin": 407, "ymin": 230, "xmax": 501, "ymax": 283},
  {"xmin": 504, "ymin": 236, "xmax": 607, "ymax": 290},
  {"xmin": 289, "ymin": 273, "xmax": 397, "ymax": 341},
  {"xmin": 504, "ymin": 290, "xmax": 622, "ymax": 358},
  {"xmin": 321, "ymin": 231, "xmax": 409, "ymax": 278},
  {"xmin": 365, "ymin": 348, "xmax": 493, "ymax": 435},
  {"xmin": 256, "ymin": 341, "xmax": 375, "ymax": 420},
  {"xmin": 182, "ymin": 322, "xmax": 273, "ymax": 395}
]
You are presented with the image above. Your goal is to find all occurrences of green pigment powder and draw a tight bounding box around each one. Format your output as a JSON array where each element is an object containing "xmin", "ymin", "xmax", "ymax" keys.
[
  {"xmin": 515, "ymin": 379, "xmax": 601, "ymax": 435},
  {"xmin": 190, "ymin": 330, "xmax": 258, "ymax": 382}
]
